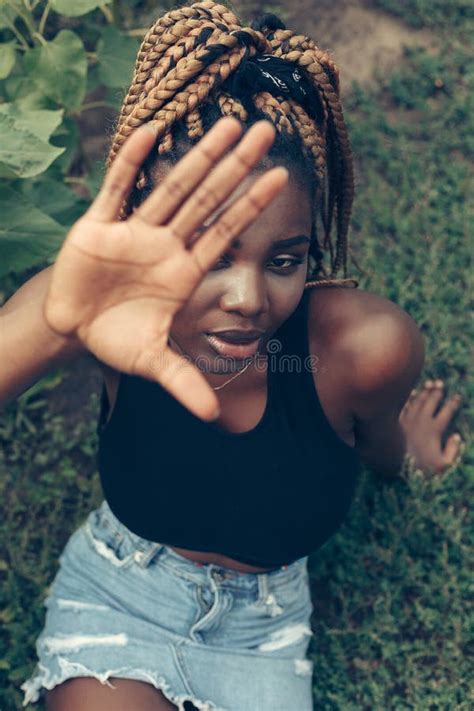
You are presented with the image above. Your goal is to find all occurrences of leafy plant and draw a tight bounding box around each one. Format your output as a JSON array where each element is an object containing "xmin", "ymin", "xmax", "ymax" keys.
[{"xmin": 0, "ymin": 0, "xmax": 148, "ymax": 280}]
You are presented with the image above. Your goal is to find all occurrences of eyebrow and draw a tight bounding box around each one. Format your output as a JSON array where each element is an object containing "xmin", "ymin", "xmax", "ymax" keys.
[
  {"xmin": 228, "ymin": 234, "xmax": 311, "ymax": 251},
  {"xmin": 270, "ymin": 235, "xmax": 311, "ymax": 249}
]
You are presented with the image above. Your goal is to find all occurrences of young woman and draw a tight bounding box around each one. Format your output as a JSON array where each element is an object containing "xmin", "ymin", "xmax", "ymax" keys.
[{"xmin": 2, "ymin": 4, "xmax": 461, "ymax": 710}]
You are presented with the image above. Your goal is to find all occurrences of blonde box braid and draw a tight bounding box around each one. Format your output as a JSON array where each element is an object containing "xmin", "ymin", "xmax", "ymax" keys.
[
  {"xmin": 214, "ymin": 87, "xmax": 329, "ymax": 238},
  {"xmin": 115, "ymin": 3, "xmax": 241, "ymax": 137},
  {"xmin": 268, "ymin": 30, "xmax": 355, "ymax": 277},
  {"xmin": 217, "ymin": 92, "xmax": 248, "ymax": 122},
  {"xmin": 214, "ymin": 92, "xmax": 328, "ymax": 255},
  {"xmin": 106, "ymin": 2, "xmax": 358, "ymax": 290}
]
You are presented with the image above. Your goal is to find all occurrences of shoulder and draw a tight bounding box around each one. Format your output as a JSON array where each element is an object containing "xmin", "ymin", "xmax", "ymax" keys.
[{"xmin": 307, "ymin": 286, "xmax": 425, "ymax": 412}]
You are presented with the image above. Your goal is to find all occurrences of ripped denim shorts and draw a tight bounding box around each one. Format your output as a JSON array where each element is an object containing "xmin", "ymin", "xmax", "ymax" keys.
[{"xmin": 21, "ymin": 499, "xmax": 314, "ymax": 711}]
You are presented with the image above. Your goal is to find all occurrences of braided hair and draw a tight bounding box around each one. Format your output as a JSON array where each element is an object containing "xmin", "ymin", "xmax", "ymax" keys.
[{"xmin": 106, "ymin": 1, "xmax": 358, "ymax": 289}]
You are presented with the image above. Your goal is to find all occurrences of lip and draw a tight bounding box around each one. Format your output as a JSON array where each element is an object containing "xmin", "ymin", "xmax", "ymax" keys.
[
  {"xmin": 211, "ymin": 329, "xmax": 265, "ymax": 342},
  {"xmin": 205, "ymin": 333, "xmax": 262, "ymax": 359}
]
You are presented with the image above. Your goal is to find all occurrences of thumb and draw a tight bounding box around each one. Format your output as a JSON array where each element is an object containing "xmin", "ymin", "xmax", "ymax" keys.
[{"xmin": 137, "ymin": 345, "xmax": 221, "ymax": 422}]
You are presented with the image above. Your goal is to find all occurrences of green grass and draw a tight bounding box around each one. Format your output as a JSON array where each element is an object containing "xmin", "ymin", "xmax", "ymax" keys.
[
  {"xmin": 0, "ymin": 377, "xmax": 103, "ymax": 709},
  {"xmin": 374, "ymin": 0, "xmax": 474, "ymax": 32},
  {"xmin": 1, "ymin": 10, "xmax": 472, "ymax": 711},
  {"xmin": 307, "ymin": 36, "xmax": 473, "ymax": 711}
]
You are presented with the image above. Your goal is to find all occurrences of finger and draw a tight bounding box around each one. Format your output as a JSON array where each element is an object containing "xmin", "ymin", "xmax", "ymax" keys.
[
  {"xmin": 408, "ymin": 387, "xmax": 419, "ymax": 402},
  {"xmin": 421, "ymin": 380, "xmax": 444, "ymax": 417},
  {"xmin": 86, "ymin": 125, "xmax": 157, "ymax": 222},
  {"xmin": 168, "ymin": 121, "xmax": 277, "ymax": 242},
  {"xmin": 434, "ymin": 393, "xmax": 462, "ymax": 430},
  {"xmin": 137, "ymin": 116, "xmax": 243, "ymax": 225},
  {"xmin": 442, "ymin": 433, "xmax": 462, "ymax": 468},
  {"xmin": 190, "ymin": 167, "xmax": 289, "ymax": 274},
  {"xmin": 400, "ymin": 387, "xmax": 419, "ymax": 417},
  {"xmin": 410, "ymin": 380, "xmax": 434, "ymax": 415},
  {"xmin": 399, "ymin": 400, "xmax": 410, "ymax": 420},
  {"xmin": 134, "ymin": 344, "xmax": 220, "ymax": 422}
]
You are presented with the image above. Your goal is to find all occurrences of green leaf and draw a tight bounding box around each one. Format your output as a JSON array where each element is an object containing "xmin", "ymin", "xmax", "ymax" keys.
[
  {"xmin": 3, "ymin": 68, "xmax": 53, "ymax": 109},
  {"xmin": 104, "ymin": 84, "xmax": 124, "ymax": 110},
  {"xmin": 84, "ymin": 159, "xmax": 105, "ymax": 200},
  {"xmin": 23, "ymin": 30, "xmax": 87, "ymax": 110},
  {"xmin": 0, "ymin": 103, "xmax": 65, "ymax": 178},
  {"xmin": 0, "ymin": 1, "xmax": 24, "ymax": 29},
  {"xmin": 0, "ymin": 40, "xmax": 16, "ymax": 79},
  {"xmin": 50, "ymin": 116, "xmax": 80, "ymax": 175},
  {"xmin": 21, "ymin": 176, "xmax": 90, "ymax": 227},
  {"xmin": 97, "ymin": 25, "xmax": 139, "ymax": 88},
  {"xmin": 50, "ymin": 0, "xmax": 111, "ymax": 17},
  {"xmin": 86, "ymin": 62, "xmax": 102, "ymax": 94},
  {"xmin": 0, "ymin": 185, "xmax": 66, "ymax": 278},
  {"xmin": 2, "ymin": 104, "xmax": 64, "ymax": 143}
]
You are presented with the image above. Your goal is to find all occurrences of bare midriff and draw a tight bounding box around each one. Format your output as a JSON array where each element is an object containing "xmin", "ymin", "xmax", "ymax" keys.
[{"xmin": 167, "ymin": 544, "xmax": 283, "ymax": 573}]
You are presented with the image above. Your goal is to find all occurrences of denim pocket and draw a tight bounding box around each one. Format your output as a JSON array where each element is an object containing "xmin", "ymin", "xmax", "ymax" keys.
[{"xmin": 83, "ymin": 503, "xmax": 139, "ymax": 569}]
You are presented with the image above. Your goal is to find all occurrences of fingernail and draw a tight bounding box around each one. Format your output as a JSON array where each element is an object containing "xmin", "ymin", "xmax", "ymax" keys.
[
  {"xmin": 435, "ymin": 379, "xmax": 443, "ymax": 387},
  {"xmin": 425, "ymin": 380, "xmax": 433, "ymax": 387},
  {"xmin": 453, "ymin": 433, "xmax": 461, "ymax": 441},
  {"xmin": 276, "ymin": 166, "xmax": 289, "ymax": 178}
]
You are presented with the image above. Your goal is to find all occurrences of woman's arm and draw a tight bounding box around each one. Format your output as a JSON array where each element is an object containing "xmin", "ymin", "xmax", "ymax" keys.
[
  {"xmin": 0, "ymin": 266, "xmax": 87, "ymax": 409},
  {"xmin": 346, "ymin": 306, "xmax": 425, "ymax": 479}
]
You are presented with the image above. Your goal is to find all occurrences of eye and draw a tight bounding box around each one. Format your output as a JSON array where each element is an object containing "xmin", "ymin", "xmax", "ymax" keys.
[
  {"xmin": 209, "ymin": 255, "xmax": 306, "ymax": 272},
  {"xmin": 270, "ymin": 256, "xmax": 305, "ymax": 271},
  {"xmin": 209, "ymin": 255, "xmax": 230, "ymax": 271}
]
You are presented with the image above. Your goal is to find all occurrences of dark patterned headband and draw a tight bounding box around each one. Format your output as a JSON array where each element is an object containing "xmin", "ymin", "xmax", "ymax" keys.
[{"xmin": 230, "ymin": 53, "xmax": 323, "ymax": 123}]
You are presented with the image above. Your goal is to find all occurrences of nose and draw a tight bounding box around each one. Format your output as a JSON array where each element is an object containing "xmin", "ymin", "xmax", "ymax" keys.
[{"xmin": 219, "ymin": 267, "xmax": 268, "ymax": 317}]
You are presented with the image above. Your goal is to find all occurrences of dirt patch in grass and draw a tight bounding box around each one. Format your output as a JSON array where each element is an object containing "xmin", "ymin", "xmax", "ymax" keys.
[{"xmin": 242, "ymin": 0, "xmax": 434, "ymax": 94}]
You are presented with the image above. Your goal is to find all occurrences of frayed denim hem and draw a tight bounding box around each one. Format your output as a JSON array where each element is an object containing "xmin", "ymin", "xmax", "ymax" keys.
[{"xmin": 20, "ymin": 659, "xmax": 226, "ymax": 711}]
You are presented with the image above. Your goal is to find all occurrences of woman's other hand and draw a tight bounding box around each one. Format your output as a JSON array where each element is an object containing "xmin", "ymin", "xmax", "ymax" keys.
[{"xmin": 399, "ymin": 379, "xmax": 464, "ymax": 473}]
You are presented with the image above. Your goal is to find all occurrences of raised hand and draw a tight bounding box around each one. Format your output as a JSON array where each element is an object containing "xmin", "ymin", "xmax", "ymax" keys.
[{"xmin": 43, "ymin": 118, "xmax": 288, "ymax": 422}]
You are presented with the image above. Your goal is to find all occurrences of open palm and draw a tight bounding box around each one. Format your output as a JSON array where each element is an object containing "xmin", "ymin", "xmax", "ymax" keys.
[{"xmin": 44, "ymin": 118, "xmax": 288, "ymax": 421}]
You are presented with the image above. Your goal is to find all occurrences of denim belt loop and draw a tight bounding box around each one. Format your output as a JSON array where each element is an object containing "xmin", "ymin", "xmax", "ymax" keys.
[
  {"xmin": 257, "ymin": 571, "xmax": 269, "ymax": 605},
  {"xmin": 134, "ymin": 542, "xmax": 165, "ymax": 569}
]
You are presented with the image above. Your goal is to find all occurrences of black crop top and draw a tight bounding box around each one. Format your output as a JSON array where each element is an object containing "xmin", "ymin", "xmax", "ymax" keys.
[{"xmin": 97, "ymin": 289, "xmax": 361, "ymax": 568}]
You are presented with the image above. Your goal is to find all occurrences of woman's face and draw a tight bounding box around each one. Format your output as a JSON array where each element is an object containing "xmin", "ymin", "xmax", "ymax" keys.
[{"xmin": 169, "ymin": 170, "xmax": 313, "ymax": 377}]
